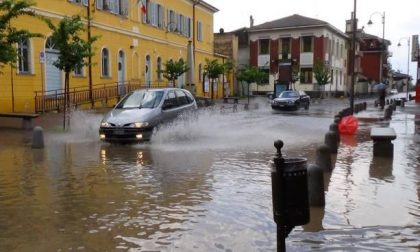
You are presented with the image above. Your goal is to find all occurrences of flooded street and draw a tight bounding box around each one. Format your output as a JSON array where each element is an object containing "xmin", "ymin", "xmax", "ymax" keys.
[{"xmin": 0, "ymin": 98, "xmax": 419, "ymax": 251}]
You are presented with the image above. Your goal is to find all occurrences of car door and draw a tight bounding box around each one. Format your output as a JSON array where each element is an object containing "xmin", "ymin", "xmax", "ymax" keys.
[{"xmin": 161, "ymin": 90, "xmax": 179, "ymax": 122}]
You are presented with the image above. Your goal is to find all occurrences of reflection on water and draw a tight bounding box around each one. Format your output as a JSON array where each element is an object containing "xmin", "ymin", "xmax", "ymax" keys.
[{"xmin": 0, "ymin": 106, "xmax": 419, "ymax": 251}]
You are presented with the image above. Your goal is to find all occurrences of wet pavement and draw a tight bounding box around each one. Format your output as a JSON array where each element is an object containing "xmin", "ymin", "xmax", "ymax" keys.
[{"xmin": 0, "ymin": 96, "xmax": 419, "ymax": 251}]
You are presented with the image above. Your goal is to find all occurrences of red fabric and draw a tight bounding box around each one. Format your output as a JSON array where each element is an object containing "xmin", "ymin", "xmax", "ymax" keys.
[
  {"xmin": 141, "ymin": 4, "xmax": 146, "ymax": 14},
  {"xmin": 338, "ymin": 115, "xmax": 359, "ymax": 135}
]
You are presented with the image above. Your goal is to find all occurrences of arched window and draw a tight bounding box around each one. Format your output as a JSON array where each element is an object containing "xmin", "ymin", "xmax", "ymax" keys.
[
  {"xmin": 157, "ymin": 57, "xmax": 162, "ymax": 80},
  {"xmin": 18, "ymin": 39, "xmax": 30, "ymax": 73},
  {"xmin": 102, "ymin": 48, "xmax": 109, "ymax": 77}
]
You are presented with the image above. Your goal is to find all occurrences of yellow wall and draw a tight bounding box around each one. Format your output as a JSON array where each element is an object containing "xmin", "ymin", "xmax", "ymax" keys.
[{"xmin": 0, "ymin": 0, "xmax": 232, "ymax": 113}]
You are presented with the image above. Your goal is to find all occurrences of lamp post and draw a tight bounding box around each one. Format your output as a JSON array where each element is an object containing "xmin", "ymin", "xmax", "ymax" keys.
[
  {"xmin": 367, "ymin": 11, "xmax": 385, "ymax": 83},
  {"xmin": 398, "ymin": 37, "xmax": 411, "ymax": 100},
  {"xmin": 349, "ymin": 0, "xmax": 357, "ymax": 114}
]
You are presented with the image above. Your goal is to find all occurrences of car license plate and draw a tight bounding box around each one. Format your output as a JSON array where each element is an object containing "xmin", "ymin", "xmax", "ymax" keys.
[
  {"xmin": 114, "ymin": 129, "xmax": 124, "ymax": 135},
  {"xmin": 279, "ymin": 105, "xmax": 285, "ymax": 107}
]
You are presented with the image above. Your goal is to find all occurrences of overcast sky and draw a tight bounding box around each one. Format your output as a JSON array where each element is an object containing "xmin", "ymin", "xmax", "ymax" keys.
[{"xmin": 206, "ymin": 0, "xmax": 420, "ymax": 80}]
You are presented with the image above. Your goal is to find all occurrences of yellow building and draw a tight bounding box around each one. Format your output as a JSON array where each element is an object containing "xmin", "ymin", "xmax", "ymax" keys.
[{"xmin": 0, "ymin": 0, "xmax": 230, "ymax": 113}]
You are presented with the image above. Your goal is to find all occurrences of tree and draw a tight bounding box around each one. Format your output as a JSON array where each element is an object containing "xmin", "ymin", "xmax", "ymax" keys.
[
  {"xmin": 0, "ymin": 0, "xmax": 43, "ymax": 69},
  {"xmin": 237, "ymin": 65, "xmax": 267, "ymax": 104},
  {"xmin": 46, "ymin": 15, "xmax": 97, "ymax": 130},
  {"xmin": 203, "ymin": 58, "xmax": 232, "ymax": 99},
  {"xmin": 313, "ymin": 60, "xmax": 331, "ymax": 98},
  {"xmin": 160, "ymin": 58, "xmax": 189, "ymax": 87}
]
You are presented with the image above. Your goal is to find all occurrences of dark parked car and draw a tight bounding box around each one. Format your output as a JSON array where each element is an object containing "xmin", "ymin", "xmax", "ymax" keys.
[
  {"xmin": 99, "ymin": 88, "xmax": 197, "ymax": 142},
  {"xmin": 271, "ymin": 90, "xmax": 310, "ymax": 110}
]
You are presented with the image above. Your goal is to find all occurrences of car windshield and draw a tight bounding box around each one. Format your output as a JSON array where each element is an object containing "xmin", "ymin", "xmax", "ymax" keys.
[
  {"xmin": 116, "ymin": 90, "xmax": 164, "ymax": 109},
  {"xmin": 279, "ymin": 91, "xmax": 299, "ymax": 98}
]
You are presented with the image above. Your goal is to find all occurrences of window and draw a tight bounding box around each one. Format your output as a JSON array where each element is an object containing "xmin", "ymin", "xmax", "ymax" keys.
[
  {"xmin": 175, "ymin": 90, "xmax": 189, "ymax": 106},
  {"xmin": 281, "ymin": 38, "xmax": 290, "ymax": 59},
  {"xmin": 197, "ymin": 21, "xmax": 203, "ymax": 41},
  {"xmin": 74, "ymin": 64, "xmax": 84, "ymax": 76},
  {"xmin": 157, "ymin": 57, "xmax": 162, "ymax": 80},
  {"xmin": 96, "ymin": 0, "xmax": 128, "ymax": 16},
  {"xmin": 301, "ymin": 36, "xmax": 313, "ymax": 53},
  {"xmin": 18, "ymin": 39, "xmax": 30, "ymax": 73},
  {"xmin": 163, "ymin": 90, "xmax": 178, "ymax": 109},
  {"xmin": 69, "ymin": 0, "xmax": 88, "ymax": 6},
  {"xmin": 101, "ymin": 48, "xmax": 110, "ymax": 77},
  {"xmin": 259, "ymin": 39, "xmax": 270, "ymax": 55},
  {"xmin": 300, "ymin": 68, "xmax": 313, "ymax": 83}
]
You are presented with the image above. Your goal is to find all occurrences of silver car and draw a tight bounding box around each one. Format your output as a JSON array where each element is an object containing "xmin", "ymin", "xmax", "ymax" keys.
[{"xmin": 99, "ymin": 88, "xmax": 197, "ymax": 142}]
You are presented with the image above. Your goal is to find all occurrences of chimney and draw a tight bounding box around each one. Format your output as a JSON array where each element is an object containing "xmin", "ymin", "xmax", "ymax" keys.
[{"xmin": 250, "ymin": 15, "xmax": 254, "ymax": 27}]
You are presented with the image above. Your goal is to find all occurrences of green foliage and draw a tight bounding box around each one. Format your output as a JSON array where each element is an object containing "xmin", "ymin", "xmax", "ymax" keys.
[
  {"xmin": 0, "ymin": 0, "xmax": 43, "ymax": 68},
  {"xmin": 203, "ymin": 58, "xmax": 226, "ymax": 79},
  {"xmin": 237, "ymin": 65, "xmax": 268, "ymax": 85},
  {"xmin": 46, "ymin": 15, "xmax": 97, "ymax": 73},
  {"xmin": 160, "ymin": 58, "xmax": 189, "ymax": 86},
  {"xmin": 313, "ymin": 60, "xmax": 331, "ymax": 86}
]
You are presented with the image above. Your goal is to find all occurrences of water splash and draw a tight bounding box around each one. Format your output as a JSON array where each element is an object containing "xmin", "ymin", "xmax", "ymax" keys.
[
  {"xmin": 47, "ymin": 110, "xmax": 104, "ymax": 144},
  {"xmin": 151, "ymin": 107, "xmax": 331, "ymax": 151}
]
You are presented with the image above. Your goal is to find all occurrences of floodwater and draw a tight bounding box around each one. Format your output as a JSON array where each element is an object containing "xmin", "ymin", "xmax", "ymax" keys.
[{"xmin": 0, "ymin": 99, "xmax": 419, "ymax": 251}]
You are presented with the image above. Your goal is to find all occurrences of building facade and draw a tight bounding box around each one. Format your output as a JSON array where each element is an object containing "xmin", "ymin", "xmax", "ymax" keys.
[
  {"xmin": 0, "ymin": 0, "xmax": 225, "ymax": 113},
  {"xmin": 247, "ymin": 15, "xmax": 349, "ymax": 97}
]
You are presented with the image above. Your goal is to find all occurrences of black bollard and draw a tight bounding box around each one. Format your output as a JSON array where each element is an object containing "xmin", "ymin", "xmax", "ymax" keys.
[
  {"xmin": 384, "ymin": 106, "xmax": 392, "ymax": 120},
  {"xmin": 307, "ymin": 164, "xmax": 325, "ymax": 207},
  {"xmin": 401, "ymin": 100, "xmax": 405, "ymax": 108},
  {"xmin": 324, "ymin": 131, "xmax": 338, "ymax": 154},
  {"xmin": 316, "ymin": 145, "xmax": 332, "ymax": 172},
  {"xmin": 329, "ymin": 123, "xmax": 340, "ymax": 144},
  {"xmin": 363, "ymin": 102, "xmax": 367, "ymax": 110},
  {"xmin": 32, "ymin": 126, "xmax": 45, "ymax": 149}
]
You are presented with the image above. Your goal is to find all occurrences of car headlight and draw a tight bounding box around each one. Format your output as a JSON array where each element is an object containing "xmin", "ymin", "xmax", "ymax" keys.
[
  {"xmin": 128, "ymin": 122, "xmax": 149, "ymax": 128},
  {"xmin": 101, "ymin": 122, "xmax": 111, "ymax": 127},
  {"xmin": 288, "ymin": 100, "xmax": 294, "ymax": 104}
]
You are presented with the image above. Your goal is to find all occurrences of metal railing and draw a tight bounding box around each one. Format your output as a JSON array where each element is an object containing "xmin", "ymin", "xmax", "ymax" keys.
[{"xmin": 35, "ymin": 80, "xmax": 172, "ymax": 113}]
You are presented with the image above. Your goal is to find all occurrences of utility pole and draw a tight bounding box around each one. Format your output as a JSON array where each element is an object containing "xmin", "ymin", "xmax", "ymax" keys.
[{"xmin": 350, "ymin": 0, "xmax": 357, "ymax": 114}]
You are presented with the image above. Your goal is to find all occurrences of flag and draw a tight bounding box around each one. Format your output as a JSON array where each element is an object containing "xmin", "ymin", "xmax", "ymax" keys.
[{"xmin": 138, "ymin": 0, "xmax": 146, "ymax": 14}]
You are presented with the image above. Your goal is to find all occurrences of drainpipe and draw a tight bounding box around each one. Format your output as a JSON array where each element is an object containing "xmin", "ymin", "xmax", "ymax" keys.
[{"xmin": 87, "ymin": 0, "xmax": 93, "ymax": 106}]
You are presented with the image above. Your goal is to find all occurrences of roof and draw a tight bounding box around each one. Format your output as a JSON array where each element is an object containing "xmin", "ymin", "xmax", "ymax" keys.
[
  {"xmin": 248, "ymin": 14, "xmax": 347, "ymax": 38},
  {"xmin": 195, "ymin": 0, "xmax": 219, "ymax": 13},
  {"xmin": 250, "ymin": 14, "xmax": 328, "ymax": 31},
  {"xmin": 359, "ymin": 32, "xmax": 391, "ymax": 46}
]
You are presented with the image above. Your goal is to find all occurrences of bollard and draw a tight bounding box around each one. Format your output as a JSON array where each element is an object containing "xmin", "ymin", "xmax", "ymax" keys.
[
  {"xmin": 271, "ymin": 140, "xmax": 309, "ymax": 252},
  {"xmin": 324, "ymin": 131, "xmax": 338, "ymax": 154},
  {"xmin": 329, "ymin": 123, "xmax": 340, "ymax": 144},
  {"xmin": 374, "ymin": 100, "xmax": 378, "ymax": 107},
  {"xmin": 316, "ymin": 144, "xmax": 332, "ymax": 172},
  {"xmin": 307, "ymin": 164, "xmax": 325, "ymax": 207},
  {"xmin": 384, "ymin": 106, "xmax": 392, "ymax": 120},
  {"xmin": 32, "ymin": 126, "xmax": 45, "ymax": 149},
  {"xmin": 363, "ymin": 102, "xmax": 367, "ymax": 110},
  {"xmin": 401, "ymin": 100, "xmax": 405, "ymax": 107}
]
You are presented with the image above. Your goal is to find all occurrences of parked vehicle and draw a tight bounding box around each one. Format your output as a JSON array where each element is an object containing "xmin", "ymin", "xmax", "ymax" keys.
[
  {"xmin": 271, "ymin": 90, "xmax": 310, "ymax": 110},
  {"xmin": 390, "ymin": 89, "xmax": 398, "ymax": 94},
  {"xmin": 99, "ymin": 88, "xmax": 197, "ymax": 142}
]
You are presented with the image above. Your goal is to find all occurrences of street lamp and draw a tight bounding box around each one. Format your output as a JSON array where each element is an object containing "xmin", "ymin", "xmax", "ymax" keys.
[
  {"xmin": 398, "ymin": 37, "xmax": 411, "ymax": 100},
  {"xmin": 349, "ymin": 0, "xmax": 357, "ymax": 115},
  {"xmin": 367, "ymin": 11, "xmax": 385, "ymax": 83}
]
